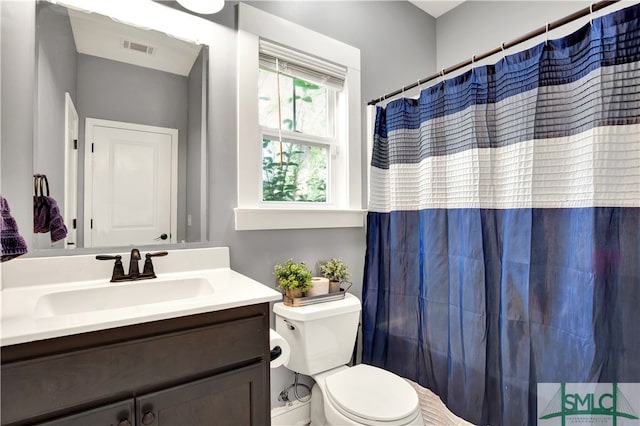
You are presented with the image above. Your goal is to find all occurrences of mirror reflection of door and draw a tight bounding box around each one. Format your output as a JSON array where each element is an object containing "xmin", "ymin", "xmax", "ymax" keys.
[
  {"xmin": 84, "ymin": 118, "xmax": 177, "ymax": 248},
  {"xmin": 64, "ymin": 93, "xmax": 78, "ymax": 248}
]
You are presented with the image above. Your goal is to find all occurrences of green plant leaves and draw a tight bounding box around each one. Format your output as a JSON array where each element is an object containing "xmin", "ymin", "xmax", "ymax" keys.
[{"xmin": 274, "ymin": 259, "xmax": 313, "ymax": 291}]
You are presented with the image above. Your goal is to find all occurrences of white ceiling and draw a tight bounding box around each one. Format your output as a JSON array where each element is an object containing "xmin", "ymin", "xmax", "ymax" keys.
[
  {"xmin": 409, "ymin": 0, "xmax": 466, "ymax": 18},
  {"xmin": 67, "ymin": 8, "xmax": 202, "ymax": 77}
]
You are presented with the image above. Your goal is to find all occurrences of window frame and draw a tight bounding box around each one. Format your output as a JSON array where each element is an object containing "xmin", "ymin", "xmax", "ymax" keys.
[{"xmin": 236, "ymin": 3, "xmax": 365, "ymax": 231}]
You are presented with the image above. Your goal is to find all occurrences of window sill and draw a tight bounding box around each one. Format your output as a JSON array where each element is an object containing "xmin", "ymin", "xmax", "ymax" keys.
[{"xmin": 234, "ymin": 208, "xmax": 367, "ymax": 231}]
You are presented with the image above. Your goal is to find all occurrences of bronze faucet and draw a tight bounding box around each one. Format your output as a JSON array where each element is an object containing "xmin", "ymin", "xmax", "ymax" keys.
[{"xmin": 96, "ymin": 249, "xmax": 168, "ymax": 282}]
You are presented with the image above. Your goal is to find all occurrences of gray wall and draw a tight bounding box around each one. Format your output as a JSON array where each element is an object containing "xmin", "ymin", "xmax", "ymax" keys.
[
  {"xmin": 186, "ymin": 48, "xmax": 206, "ymax": 243},
  {"xmin": 1, "ymin": 1, "xmax": 35, "ymax": 259},
  {"xmin": 34, "ymin": 3, "xmax": 76, "ymax": 250},
  {"xmin": 435, "ymin": 1, "xmax": 634, "ymax": 74}
]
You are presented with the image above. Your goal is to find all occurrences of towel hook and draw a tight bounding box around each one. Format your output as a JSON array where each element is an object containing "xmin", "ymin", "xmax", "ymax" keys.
[{"xmin": 33, "ymin": 174, "xmax": 49, "ymax": 199}]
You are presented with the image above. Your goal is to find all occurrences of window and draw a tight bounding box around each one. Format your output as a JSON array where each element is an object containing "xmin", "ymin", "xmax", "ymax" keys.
[
  {"xmin": 236, "ymin": 3, "xmax": 365, "ymax": 230},
  {"xmin": 258, "ymin": 43, "xmax": 340, "ymax": 203}
]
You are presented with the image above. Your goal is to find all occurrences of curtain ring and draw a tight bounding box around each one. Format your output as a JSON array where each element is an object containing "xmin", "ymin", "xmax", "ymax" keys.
[
  {"xmin": 471, "ymin": 55, "xmax": 475, "ymax": 65},
  {"xmin": 501, "ymin": 42, "xmax": 506, "ymax": 59},
  {"xmin": 590, "ymin": 3, "xmax": 594, "ymax": 25},
  {"xmin": 545, "ymin": 23, "xmax": 549, "ymax": 45}
]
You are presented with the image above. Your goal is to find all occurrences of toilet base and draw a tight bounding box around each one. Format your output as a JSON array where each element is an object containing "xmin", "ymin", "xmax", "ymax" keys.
[
  {"xmin": 271, "ymin": 399, "xmax": 311, "ymax": 426},
  {"xmin": 310, "ymin": 383, "xmax": 329, "ymax": 425}
]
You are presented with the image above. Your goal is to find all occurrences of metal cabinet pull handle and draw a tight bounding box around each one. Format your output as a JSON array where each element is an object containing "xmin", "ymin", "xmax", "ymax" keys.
[
  {"xmin": 117, "ymin": 420, "xmax": 132, "ymax": 426},
  {"xmin": 142, "ymin": 411, "xmax": 156, "ymax": 425}
]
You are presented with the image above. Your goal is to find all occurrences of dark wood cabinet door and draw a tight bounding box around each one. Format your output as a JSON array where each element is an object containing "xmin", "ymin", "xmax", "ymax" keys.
[
  {"xmin": 35, "ymin": 400, "xmax": 135, "ymax": 426},
  {"xmin": 136, "ymin": 362, "xmax": 268, "ymax": 426}
]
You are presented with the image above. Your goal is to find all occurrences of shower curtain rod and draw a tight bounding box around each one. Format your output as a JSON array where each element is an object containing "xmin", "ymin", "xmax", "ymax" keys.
[{"xmin": 367, "ymin": 0, "xmax": 620, "ymax": 105}]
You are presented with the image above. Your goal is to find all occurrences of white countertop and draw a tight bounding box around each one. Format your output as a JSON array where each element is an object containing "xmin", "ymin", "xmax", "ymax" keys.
[{"xmin": 0, "ymin": 248, "xmax": 283, "ymax": 347}]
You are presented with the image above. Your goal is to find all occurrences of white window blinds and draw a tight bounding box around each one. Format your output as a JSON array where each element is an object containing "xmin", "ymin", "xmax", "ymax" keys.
[{"xmin": 259, "ymin": 39, "xmax": 346, "ymax": 90}]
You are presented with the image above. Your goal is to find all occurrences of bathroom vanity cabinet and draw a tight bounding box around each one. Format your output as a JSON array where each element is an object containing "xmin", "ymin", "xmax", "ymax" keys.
[{"xmin": 0, "ymin": 303, "xmax": 271, "ymax": 426}]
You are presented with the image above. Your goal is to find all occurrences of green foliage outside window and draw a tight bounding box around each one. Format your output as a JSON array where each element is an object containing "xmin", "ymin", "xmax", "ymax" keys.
[{"xmin": 262, "ymin": 139, "xmax": 327, "ymax": 202}]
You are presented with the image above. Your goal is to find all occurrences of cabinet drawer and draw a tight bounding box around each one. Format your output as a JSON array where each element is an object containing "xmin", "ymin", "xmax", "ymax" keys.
[
  {"xmin": 35, "ymin": 400, "xmax": 134, "ymax": 426},
  {"xmin": 1, "ymin": 315, "xmax": 265, "ymax": 425}
]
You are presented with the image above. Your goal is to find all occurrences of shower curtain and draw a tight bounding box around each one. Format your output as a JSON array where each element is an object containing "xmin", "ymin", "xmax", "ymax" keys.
[{"xmin": 363, "ymin": 4, "xmax": 640, "ymax": 425}]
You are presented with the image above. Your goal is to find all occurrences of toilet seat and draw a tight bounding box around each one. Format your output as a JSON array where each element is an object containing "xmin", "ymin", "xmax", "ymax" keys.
[{"xmin": 323, "ymin": 364, "xmax": 421, "ymax": 425}]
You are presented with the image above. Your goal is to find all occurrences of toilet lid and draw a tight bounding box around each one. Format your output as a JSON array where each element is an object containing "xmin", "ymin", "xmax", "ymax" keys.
[{"xmin": 324, "ymin": 364, "xmax": 420, "ymax": 423}]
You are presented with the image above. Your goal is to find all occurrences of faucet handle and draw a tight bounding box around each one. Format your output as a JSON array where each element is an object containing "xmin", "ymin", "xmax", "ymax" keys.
[
  {"xmin": 96, "ymin": 255, "xmax": 126, "ymax": 282},
  {"xmin": 142, "ymin": 251, "xmax": 168, "ymax": 278},
  {"xmin": 96, "ymin": 254, "xmax": 120, "ymax": 261},
  {"xmin": 146, "ymin": 251, "xmax": 168, "ymax": 258}
]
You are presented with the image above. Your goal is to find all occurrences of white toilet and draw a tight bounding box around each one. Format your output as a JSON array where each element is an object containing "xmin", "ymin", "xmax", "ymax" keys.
[{"xmin": 274, "ymin": 293, "xmax": 424, "ymax": 426}]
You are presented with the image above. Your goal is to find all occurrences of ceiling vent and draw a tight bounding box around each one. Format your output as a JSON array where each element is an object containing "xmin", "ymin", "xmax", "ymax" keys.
[{"xmin": 121, "ymin": 39, "xmax": 156, "ymax": 56}]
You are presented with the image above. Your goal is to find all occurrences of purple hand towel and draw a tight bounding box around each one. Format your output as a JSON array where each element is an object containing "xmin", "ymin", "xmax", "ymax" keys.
[
  {"xmin": 46, "ymin": 196, "xmax": 68, "ymax": 242},
  {"xmin": 1, "ymin": 195, "xmax": 28, "ymax": 262},
  {"xmin": 34, "ymin": 195, "xmax": 50, "ymax": 233},
  {"xmin": 33, "ymin": 195, "xmax": 67, "ymax": 242}
]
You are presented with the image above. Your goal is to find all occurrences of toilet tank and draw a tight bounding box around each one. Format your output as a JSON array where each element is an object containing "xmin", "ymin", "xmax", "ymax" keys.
[{"xmin": 273, "ymin": 293, "xmax": 361, "ymax": 376}]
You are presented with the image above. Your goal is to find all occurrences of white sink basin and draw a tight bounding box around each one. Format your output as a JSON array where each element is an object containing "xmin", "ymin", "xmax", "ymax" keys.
[{"xmin": 34, "ymin": 277, "xmax": 214, "ymax": 317}]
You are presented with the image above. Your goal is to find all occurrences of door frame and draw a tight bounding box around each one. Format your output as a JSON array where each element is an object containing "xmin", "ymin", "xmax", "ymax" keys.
[
  {"xmin": 64, "ymin": 93, "xmax": 79, "ymax": 249},
  {"xmin": 83, "ymin": 118, "xmax": 178, "ymax": 248}
]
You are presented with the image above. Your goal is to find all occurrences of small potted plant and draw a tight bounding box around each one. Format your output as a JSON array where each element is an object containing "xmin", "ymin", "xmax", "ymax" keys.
[
  {"xmin": 319, "ymin": 258, "xmax": 349, "ymax": 293},
  {"xmin": 274, "ymin": 259, "xmax": 313, "ymax": 299}
]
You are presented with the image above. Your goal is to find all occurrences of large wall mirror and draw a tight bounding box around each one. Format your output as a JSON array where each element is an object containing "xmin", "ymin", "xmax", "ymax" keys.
[{"xmin": 33, "ymin": 0, "xmax": 212, "ymax": 251}]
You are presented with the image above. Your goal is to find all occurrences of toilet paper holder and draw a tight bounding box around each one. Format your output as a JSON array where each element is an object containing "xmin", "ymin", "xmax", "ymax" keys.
[
  {"xmin": 269, "ymin": 329, "xmax": 290, "ymax": 368},
  {"xmin": 270, "ymin": 345, "xmax": 283, "ymax": 361}
]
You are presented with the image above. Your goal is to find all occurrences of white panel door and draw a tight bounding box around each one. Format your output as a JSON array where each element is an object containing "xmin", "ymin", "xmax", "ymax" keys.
[{"xmin": 84, "ymin": 119, "xmax": 177, "ymax": 248}]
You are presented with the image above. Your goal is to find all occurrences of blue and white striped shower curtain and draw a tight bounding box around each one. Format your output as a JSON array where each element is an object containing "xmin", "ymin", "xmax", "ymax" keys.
[{"xmin": 363, "ymin": 4, "xmax": 640, "ymax": 425}]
